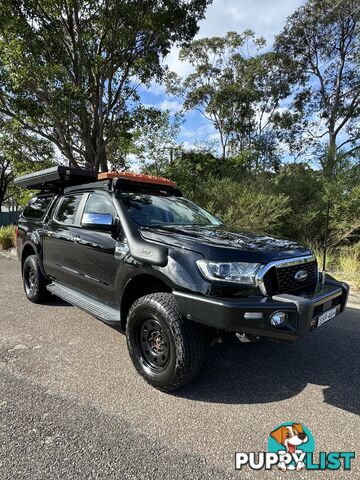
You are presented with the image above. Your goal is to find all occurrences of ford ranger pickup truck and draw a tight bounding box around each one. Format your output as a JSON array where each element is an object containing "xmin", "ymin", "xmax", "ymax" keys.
[{"xmin": 15, "ymin": 166, "xmax": 349, "ymax": 391}]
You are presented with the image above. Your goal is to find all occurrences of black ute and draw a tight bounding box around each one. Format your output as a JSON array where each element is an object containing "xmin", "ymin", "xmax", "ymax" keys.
[{"xmin": 15, "ymin": 167, "xmax": 349, "ymax": 391}]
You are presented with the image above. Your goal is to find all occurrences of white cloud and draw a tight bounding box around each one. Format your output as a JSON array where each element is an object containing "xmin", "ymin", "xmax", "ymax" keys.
[
  {"xmin": 164, "ymin": 0, "xmax": 305, "ymax": 76},
  {"xmin": 180, "ymin": 119, "xmax": 217, "ymax": 141},
  {"xmin": 158, "ymin": 98, "xmax": 183, "ymax": 113},
  {"xmin": 139, "ymin": 81, "xmax": 166, "ymax": 97},
  {"xmin": 138, "ymin": 83, "xmax": 183, "ymax": 113},
  {"xmin": 163, "ymin": 47, "xmax": 194, "ymax": 77},
  {"xmin": 197, "ymin": 0, "xmax": 304, "ymax": 42}
]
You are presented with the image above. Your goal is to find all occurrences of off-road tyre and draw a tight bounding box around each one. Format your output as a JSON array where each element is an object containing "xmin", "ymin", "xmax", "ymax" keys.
[{"xmin": 126, "ymin": 293, "xmax": 204, "ymax": 391}]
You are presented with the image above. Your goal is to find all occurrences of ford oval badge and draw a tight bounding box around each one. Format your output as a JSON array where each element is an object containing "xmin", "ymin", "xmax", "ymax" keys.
[{"xmin": 294, "ymin": 270, "xmax": 308, "ymax": 282}]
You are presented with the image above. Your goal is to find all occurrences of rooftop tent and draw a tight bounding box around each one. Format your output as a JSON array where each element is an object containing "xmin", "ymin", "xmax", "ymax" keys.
[{"xmin": 14, "ymin": 166, "xmax": 97, "ymax": 191}]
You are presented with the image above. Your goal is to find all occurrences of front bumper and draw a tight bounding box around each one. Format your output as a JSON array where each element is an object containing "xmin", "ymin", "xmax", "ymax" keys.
[{"xmin": 173, "ymin": 276, "xmax": 349, "ymax": 341}]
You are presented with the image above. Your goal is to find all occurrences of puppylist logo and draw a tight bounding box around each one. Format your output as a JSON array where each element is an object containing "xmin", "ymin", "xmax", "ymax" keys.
[
  {"xmin": 235, "ymin": 422, "xmax": 355, "ymax": 472},
  {"xmin": 269, "ymin": 423, "xmax": 313, "ymax": 471}
]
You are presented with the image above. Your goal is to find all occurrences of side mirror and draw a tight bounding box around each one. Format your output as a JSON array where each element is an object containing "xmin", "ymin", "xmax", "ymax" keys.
[{"xmin": 81, "ymin": 213, "xmax": 113, "ymax": 232}]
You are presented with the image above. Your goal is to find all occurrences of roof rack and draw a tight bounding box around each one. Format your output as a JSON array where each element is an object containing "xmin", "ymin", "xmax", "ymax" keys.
[
  {"xmin": 14, "ymin": 166, "xmax": 97, "ymax": 191},
  {"xmin": 104, "ymin": 172, "xmax": 181, "ymax": 196},
  {"xmin": 14, "ymin": 166, "xmax": 180, "ymax": 195},
  {"xmin": 98, "ymin": 172, "xmax": 177, "ymax": 187}
]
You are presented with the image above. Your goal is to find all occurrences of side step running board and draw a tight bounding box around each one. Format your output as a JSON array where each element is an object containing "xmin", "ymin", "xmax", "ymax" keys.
[{"xmin": 47, "ymin": 282, "xmax": 121, "ymax": 325}]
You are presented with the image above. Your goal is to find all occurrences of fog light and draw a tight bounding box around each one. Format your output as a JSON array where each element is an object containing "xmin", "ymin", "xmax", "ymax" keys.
[{"xmin": 270, "ymin": 311, "xmax": 287, "ymax": 327}]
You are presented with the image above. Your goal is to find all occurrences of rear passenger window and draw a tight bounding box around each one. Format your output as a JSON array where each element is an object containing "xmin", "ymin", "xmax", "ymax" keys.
[
  {"xmin": 23, "ymin": 197, "xmax": 52, "ymax": 220},
  {"xmin": 54, "ymin": 194, "xmax": 82, "ymax": 225}
]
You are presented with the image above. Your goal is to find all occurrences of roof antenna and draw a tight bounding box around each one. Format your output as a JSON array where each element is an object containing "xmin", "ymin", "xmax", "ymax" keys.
[{"xmin": 322, "ymin": 198, "xmax": 330, "ymax": 285}]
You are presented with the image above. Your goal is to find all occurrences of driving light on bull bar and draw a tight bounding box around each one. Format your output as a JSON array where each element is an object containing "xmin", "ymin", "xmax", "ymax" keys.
[
  {"xmin": 196, "ymin": 260, "xmax": 262, "ymax": 285},
  {"xmin": 270, "ymin": 311, "xmax": 287, "ymax": 327}
]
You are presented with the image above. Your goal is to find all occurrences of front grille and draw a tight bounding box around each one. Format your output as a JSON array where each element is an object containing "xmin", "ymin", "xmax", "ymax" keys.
[
  {"xmin": 276, "ymin": 260, "xmax": 317, "ymax": 294},
  {"xmin": 263, "ymin": 259, "xmax": 318, "ymax": 295}
]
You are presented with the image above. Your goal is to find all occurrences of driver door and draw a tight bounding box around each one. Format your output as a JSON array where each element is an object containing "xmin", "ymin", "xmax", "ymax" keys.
[{"xmin": 72, "ymin": 192, "xmax": 118, "ymax": 305}]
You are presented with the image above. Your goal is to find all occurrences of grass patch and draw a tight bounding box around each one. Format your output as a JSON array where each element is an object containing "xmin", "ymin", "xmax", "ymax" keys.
[
  {"xmin": 310, "ymin": 242, "xmax": 360, "ymax": 291},
  {"xmin": 309, "ymin": 242, "xmax": 336, "ymax": 271},
  {"xmin": 0, "ymin": 225, "xmax": 16, "ymax": 251},
  {"xmin": 337, "ymin": 247, "xmax": 360, "ymax": 291}
]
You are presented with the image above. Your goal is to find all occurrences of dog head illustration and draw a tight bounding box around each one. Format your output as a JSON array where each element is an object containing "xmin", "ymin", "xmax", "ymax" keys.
[{"xmin": 270, "ymin": 423, "xmax": 308, "ymax": 454}]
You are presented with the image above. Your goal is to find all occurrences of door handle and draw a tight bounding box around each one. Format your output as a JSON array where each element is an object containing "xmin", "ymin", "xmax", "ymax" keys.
[{"xmin": 73, "ymin": 235, "xmax": 81, "ymax": 243}]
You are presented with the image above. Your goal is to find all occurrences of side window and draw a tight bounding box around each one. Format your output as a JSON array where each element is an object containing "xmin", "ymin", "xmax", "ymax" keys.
[
  {"xmin": 54, "ymin": 194, "xmax": 83, "ymax": 225},
  {"xmin": 82, "ymin": 193, "xmax": 116, "ymax": 222},
  {"xmin": 23, "ymin": 196, "xmax": 52, "ymax": 220}
]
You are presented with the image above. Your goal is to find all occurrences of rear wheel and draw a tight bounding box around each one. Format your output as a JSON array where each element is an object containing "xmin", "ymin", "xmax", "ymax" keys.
[
  {"xmin": 23, "ymin": 255, "xmax": 48, "ymax": 303},
  {"xmin": 126, "ymin": 293, "xmax": 204, "ymax": 391}
]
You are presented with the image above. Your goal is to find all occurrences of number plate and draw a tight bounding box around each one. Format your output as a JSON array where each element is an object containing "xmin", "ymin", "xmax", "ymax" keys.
[{"xmin": 317, "ymin": 306, "xmax": 337, "ymax": 327}]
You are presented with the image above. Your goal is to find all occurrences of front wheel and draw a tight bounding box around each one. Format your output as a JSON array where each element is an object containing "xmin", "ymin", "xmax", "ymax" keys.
[{"xmin": 126, "ymin": 293, "xmax": 204, "ymax": 391}]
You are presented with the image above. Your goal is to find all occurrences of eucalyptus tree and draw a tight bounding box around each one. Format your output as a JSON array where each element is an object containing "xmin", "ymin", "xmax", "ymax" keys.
[
  {"xmin": 168, "ymin": 30, "xmax": 291, "ymax": 168},
  {"xmin": 0, "ymin": 0, "xmax": 211, "ymax": 171},
  {"xmin": 275, "ymin": 0, "xmax": 360, "ymax": 177},
  {"xmin": 0, "ymin": 119, "xmax": 54, "ymax": 211},
  {"xmin": 134, "ymin": 109, "xmax": 183, "ymax": 174}
]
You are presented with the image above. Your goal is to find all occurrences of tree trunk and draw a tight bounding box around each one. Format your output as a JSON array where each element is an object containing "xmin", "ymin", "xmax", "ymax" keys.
[
  {"xmin": 100, "ymin": 154, "xmax": 108, "ymax": 173},
  {"xmin": 84, "ymin": 160, "xmax": 93, "ymax": 171},
  {"xmin": 326, "ymin": 131, "xmax": 337, "ymax": 179}
]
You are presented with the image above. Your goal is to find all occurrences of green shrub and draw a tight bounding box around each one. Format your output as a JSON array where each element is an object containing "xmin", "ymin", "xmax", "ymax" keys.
[
  {"xmin": 0, "ymin": 225, "xmax": 16, "ymax": 251},
  {"xmin": 188, "ymin": 177, "xmax": 291, "ymax": 235},
  {"xmin": 271, "ymin": 163, "xmax": 328, "ymax": 242}
]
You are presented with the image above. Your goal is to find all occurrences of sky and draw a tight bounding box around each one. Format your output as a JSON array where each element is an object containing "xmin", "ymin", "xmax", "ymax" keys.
[{"xmin": 138, "ymin": 0, "xmax": 305, "ymax": 148}]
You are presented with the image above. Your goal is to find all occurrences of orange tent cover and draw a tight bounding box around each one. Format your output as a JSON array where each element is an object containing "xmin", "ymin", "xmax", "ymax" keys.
[{"xmin": 98, "ymin": 171, "xmax": 176, "ymax": 187}]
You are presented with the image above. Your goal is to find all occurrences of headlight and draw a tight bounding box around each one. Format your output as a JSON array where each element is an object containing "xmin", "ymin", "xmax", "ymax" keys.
[{"xmin": 196, "ymin": 260, "xmax": 263, "ymax": 285}]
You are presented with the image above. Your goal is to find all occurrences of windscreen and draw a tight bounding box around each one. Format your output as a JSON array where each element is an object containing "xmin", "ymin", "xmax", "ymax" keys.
[{"xmin": 119, "ymin": 192, "xmax": 223, "ymax": 227}]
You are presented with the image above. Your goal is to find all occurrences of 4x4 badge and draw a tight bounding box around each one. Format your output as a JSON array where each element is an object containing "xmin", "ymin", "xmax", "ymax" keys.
[{"xmin": 295, "ymin": 270, "xmax": 308, "ymax": 281}]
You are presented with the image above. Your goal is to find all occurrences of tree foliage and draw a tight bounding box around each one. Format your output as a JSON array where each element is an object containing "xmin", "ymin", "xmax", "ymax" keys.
[
  {"xmin": 272, "ymin": 163, "xmax": 325, "ymax": 241},
  {"xmin": 167, "ymin": 30, "xmax": 292, "ymax": 169},
  {"xmin": 0, "ymin": 0, "xmax": 358, "ymax": 261},
  {"xmin": 135, "ymin": 109, "xmax": 183, "ymax": 174},
  {"xmin": 153, "ymin": 153, "xmax": 359, "ymax": 246},
  {"xmin": 325, "ymin": 162, "xmax": 360, "ymax": 246},
  {"xmin": 275, "ymin": 0, "xmax": 360, "ymax": 176},
  {"xmin": 0, "ymin": 118, "xmax": 54, "ymax": 211},
  {"xmin": 190, "ymin": 177, "xmax": 291, "ymax": 234},
  {"xmin": 0, "ymin": 0, "xmax": 211, "ymax": 171}
]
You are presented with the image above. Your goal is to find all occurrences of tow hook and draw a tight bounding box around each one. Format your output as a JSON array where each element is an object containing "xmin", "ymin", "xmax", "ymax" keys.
[{"xmin": 236, "ymin": 333, "xmax": 261, "ymax": 343}]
